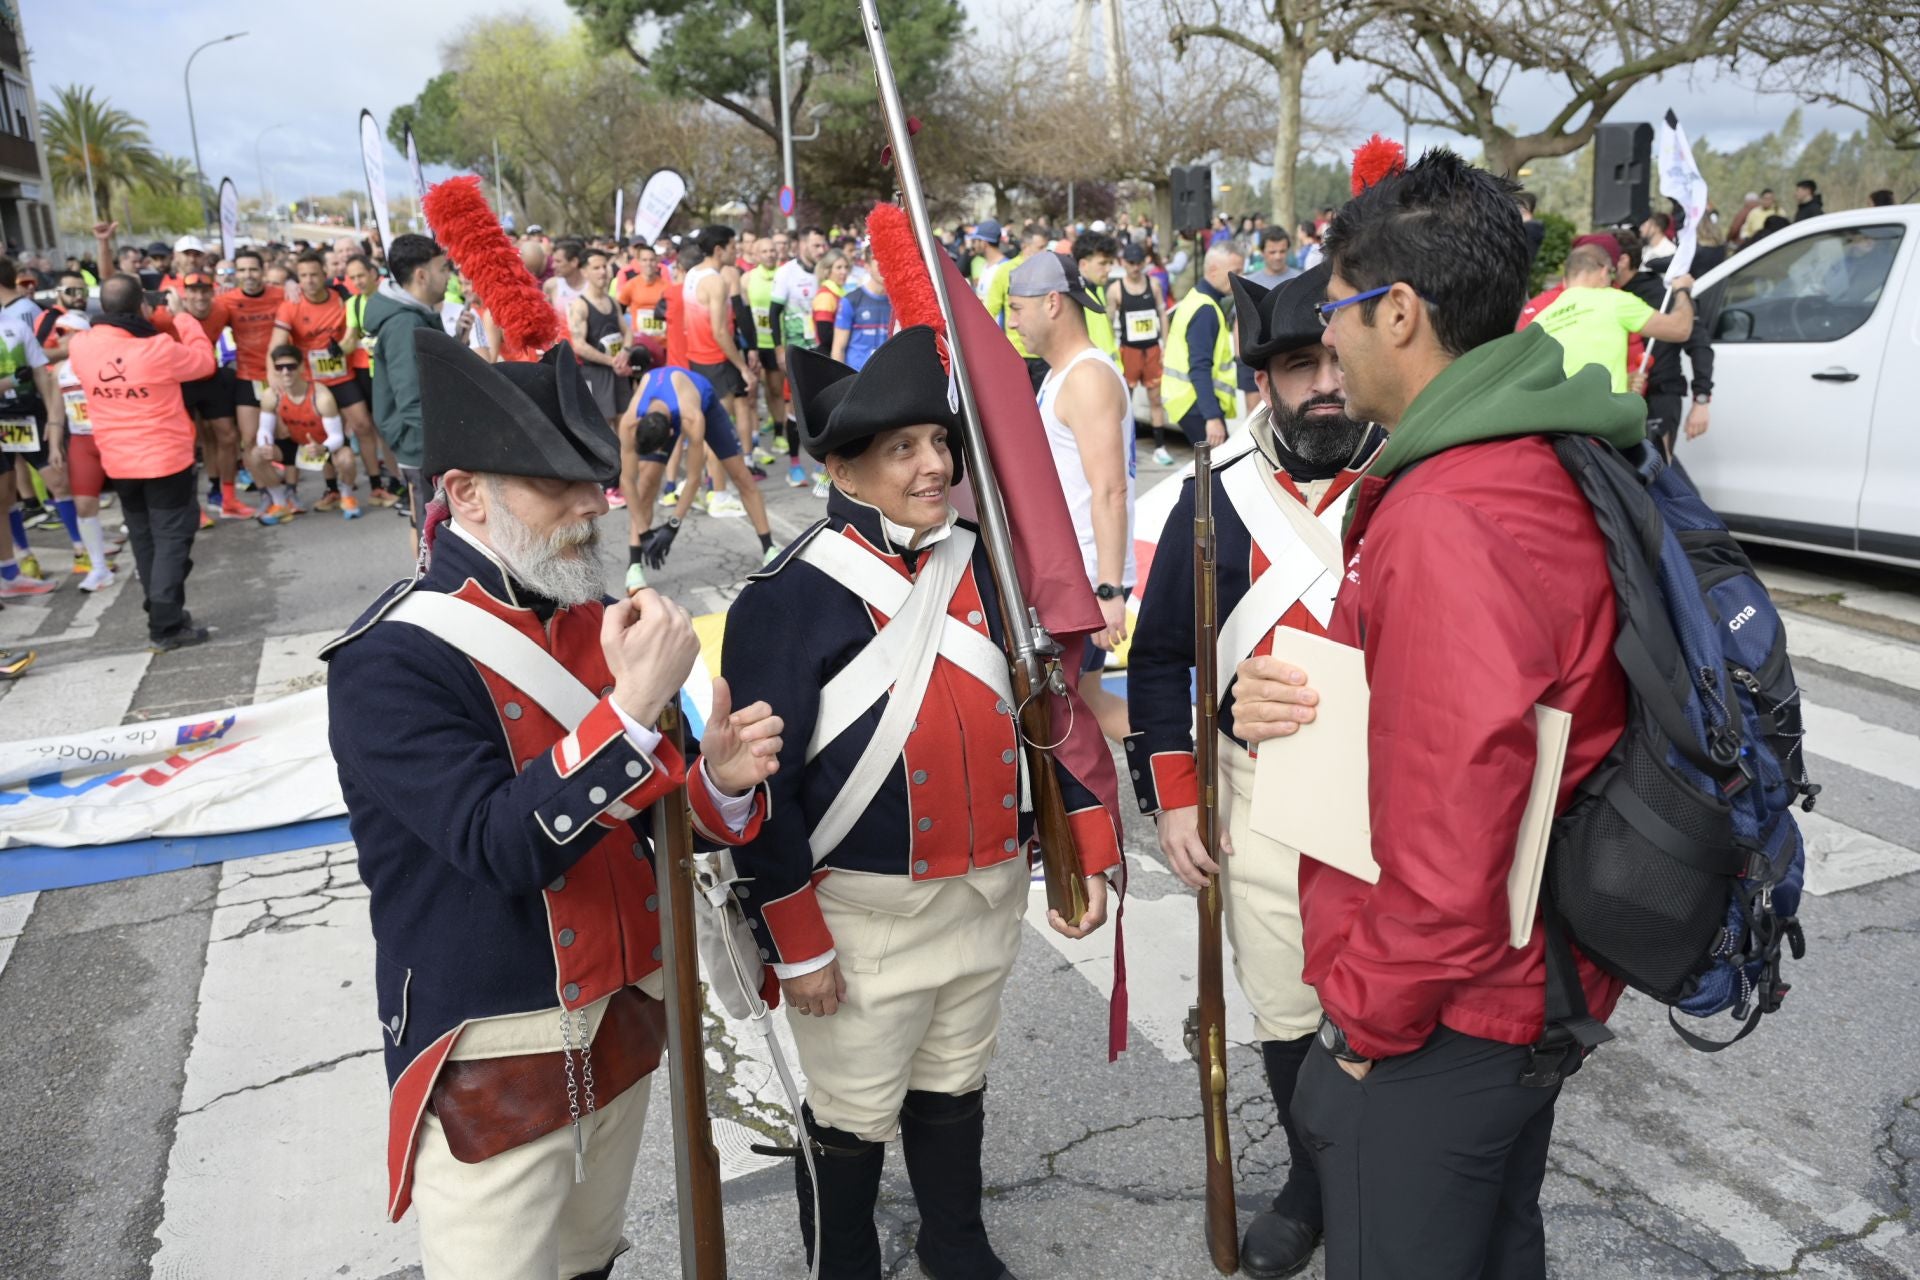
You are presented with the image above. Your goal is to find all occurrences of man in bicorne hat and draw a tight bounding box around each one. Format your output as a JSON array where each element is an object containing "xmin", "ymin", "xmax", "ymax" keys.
[
  {"xmin": 1126, "ymin": 262, "xmax": 1383, "ymax": 1278},
  {"xmin": 721, "ymin": 325, "xmax": 1121, "ymax": 1280},
  {"xmin": 323, "ymin": 328, "xmax": 785, "ymax": 1279}
]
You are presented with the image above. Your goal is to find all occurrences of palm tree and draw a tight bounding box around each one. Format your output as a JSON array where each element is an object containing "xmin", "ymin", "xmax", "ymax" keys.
[{"xmin": 39, "ymin": 85, "xmax": 176, "ymax": 222}]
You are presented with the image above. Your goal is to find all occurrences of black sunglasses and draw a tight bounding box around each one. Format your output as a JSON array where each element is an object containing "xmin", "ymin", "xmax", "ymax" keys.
[{"xmin": 271, "ymin": 363, "xmax": 300, "ymax": 372}]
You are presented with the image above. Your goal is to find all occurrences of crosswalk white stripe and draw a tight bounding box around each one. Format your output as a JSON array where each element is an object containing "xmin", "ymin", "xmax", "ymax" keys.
[
  {"xmin": 251, "ymin": 629, "xmax": 339, "ymax": 703},
  {"xmin": 1785, "ymin": 614, "xmax": 1920, "ymax": 692},
  {"xmin": 0, "ymin": 650, "xmax": 151, "ymax": 745},
  {"xmin": 0, "ymin": 890, "xmax": 35, "ymax": 981},
  {"xmin": 1801, "ymin": 702, "xmax": 1920, "ymax": 792},
  {"xmin": 1799, "ymin": 810, "xmax": 1920, "ymax": 895}
]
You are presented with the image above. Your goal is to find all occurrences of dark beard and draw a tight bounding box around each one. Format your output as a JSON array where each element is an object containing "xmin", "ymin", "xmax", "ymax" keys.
[{"xmin": 1272, "ymin": 395, "xmax": 1369, "ymax": 469}]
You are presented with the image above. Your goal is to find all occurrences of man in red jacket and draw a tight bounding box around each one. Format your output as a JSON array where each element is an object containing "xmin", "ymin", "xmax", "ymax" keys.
[{"xmin": 1235, "ymin": 150, "xmax": 1644, "ymax": 1279}]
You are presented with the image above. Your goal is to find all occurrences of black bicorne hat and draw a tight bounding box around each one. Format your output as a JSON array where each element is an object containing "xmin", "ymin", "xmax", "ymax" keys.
[
  {"xmin": 416, "ymin": 327, "xmax": 621, "ymax": 485},
  {"xmin": 787, "ymin": 325, "xmax": 967, "ymax": 484},
  {"xmin": 1232, "ymin": 260, "xmax": 1333, "ymax": 367}
]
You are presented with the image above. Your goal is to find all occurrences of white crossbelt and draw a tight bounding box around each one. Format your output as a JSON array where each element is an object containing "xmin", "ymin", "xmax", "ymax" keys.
[
  {"xmin": 1214, "ymin": 456, "xmax": 1352, "ymax": 699},
  {"xmin": 384, "ymin": 592, "xmax": 599, "ymax": 728},
  {"xmin": 797, "ymin": 528, "xmax": 1018, "ymax": 860}
]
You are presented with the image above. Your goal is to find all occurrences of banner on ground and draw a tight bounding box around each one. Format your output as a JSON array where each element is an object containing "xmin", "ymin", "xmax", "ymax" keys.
[
  {"xmin": 633, "ymin": 168, "xmax": 688, "ymax": 245},
  {"xmin": 359, "ymin": 108, "xmax": 392, "ymax": 247},
  {"xmin": 218, "ymin": 177, "xmax": 239, "ymax": 262},
  {"xmin": 406, "ymin": 128, "xmax": 428, "ymax": 234},
  {"xmin": 1657, "ymin": 109, "xmax": 1707, "ymax": 282},
  {"xmin": 0, "ymin": 689, "xmax": 344, "ymax": 850}
]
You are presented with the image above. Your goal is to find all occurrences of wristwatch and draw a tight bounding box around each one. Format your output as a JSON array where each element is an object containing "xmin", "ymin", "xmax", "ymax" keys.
[
  {"xmin": 1317, "ymin": 1015, "xmax": 1370, "ymax": 1064},
  {"xmin": 1094, "ymin": 582, "xmax": 1128, "ymax": 601},
  {"xmin": 1692, "ymin": 394, "xmax": 1712, "ymax": 406},
  {"xmin": 665, "ymin": 516, "xmax": 683, "ymax": 531}
]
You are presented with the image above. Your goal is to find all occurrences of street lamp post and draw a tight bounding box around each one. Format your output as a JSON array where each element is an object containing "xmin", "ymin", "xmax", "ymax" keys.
[
  {"xmin": 184, "ymin": 32, "xmax": 247, "ymax": 221},
  {"xmin": 775, "ymin": 0, "xmax": 796, "ymax": 230}
]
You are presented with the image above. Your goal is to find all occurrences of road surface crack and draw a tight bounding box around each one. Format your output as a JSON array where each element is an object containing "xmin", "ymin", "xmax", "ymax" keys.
[{"xmin": 178, "ymin": 1046, "xmax": 381, "ymax": 1117}]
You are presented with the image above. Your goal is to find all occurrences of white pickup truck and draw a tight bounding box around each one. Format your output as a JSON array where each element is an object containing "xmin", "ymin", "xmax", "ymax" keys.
[{"xmin": 1685, "ymin": 204, "xmax": 1918, "ymax": 567}]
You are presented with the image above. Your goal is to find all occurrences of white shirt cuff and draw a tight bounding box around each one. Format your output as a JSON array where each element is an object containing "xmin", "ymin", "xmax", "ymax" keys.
[
  {"xmin": 610, "ymin": 700, "xmax": 756, "ymax": 835},
  {"xmin": 771, "ymin": 949, "xmax": 837, "ymax": 980}
]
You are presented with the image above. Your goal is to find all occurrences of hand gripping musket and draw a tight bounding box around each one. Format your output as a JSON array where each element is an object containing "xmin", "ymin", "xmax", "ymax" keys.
[
  {"xmin": 652, "ymin": 702, "xmax": 726, "ymax": 1278},
  {"xmin": 1183, "ymin": 444, "xmax": 1239, "ymax": 1274},
  {"xmin": 858, "ymin": 0, "xmax": 1089, "ymax": 925}
]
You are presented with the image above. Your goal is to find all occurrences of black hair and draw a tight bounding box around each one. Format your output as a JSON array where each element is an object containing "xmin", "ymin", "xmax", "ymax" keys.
[
  {"xmin": 1258, "ymin": 226, "xmax": 1290, "ymax": 248},
  {"xmin": 582, "ymin": 246, "xmax": 610, "ymax": 266},
  {"xmin": 1321, "ymin": 147, "xmax": 1528, "ymax": 359},
  {"xmin": 99, "ymin": 273, "xmax": 144, "ymax": 316},
  {"xmin": 234, "ymin": 248, "xmax": 264, "ymax": 269},
  {"xmin": 554, "ymin": 237, "xmax": 587, "ymax": 264},
  {"xmin": 1760, "ymin": 187, "xmax": 1774, "ymax": 197},
  {"xmin": 347, "ymin": 254, "xmax": 376, "ymax": 276},
  {"xmin": 1072, "ymin": 232, "xmax": 1119, "ymax": 264},
  {"xmin": 634, "ymin": 410, "xmax": 675, "ymax": 456},
  {"xmin": 58, "ymin": 268, "xmax": 86, "ymax": 284},
  {"xmin": 1870, "ymin": 189, "xmax": 1894, "ymax": 207},
  {"xmin": 1613, "ymin": 225, "xmax": 1644, "ymax": 271},
  {"xmin": 269, "ymin": 343, "xmax": 304, "ymax": 365},
  {"xmin": 1645, "ymin": 211, "xmax": 1673, "ymax": 236},
  {"xmin": 695, "ymin": 225, "xmax": 735, "ymax": 257},
  {"xmin": 386, "ymin": 234, "xmax": 444, "ymax": 288},
  {"xmin": 798, "ymin": 224, "xmax": 826, "ymax": 240},
  {"xmin": 1514, "ymin": 191, "xmax": 1538, "ymax": 214},
  {"xmin": 1797, "ymin": 178, "xmax": 1818, "ymax": 194},
  {"xmin": 294, "ymin": 249, "xmax": 326, "ymax": 270}
]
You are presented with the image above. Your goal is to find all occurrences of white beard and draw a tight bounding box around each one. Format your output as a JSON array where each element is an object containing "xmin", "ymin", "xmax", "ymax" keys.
[{"xmin": 485, "ymin": 486, "xmax": 608, "ymax": 605}]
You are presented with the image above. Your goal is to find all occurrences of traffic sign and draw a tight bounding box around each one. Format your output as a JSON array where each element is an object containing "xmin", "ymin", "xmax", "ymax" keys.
[{"xmin": 778, "ymin": 185, "xmax": 796, "ymax": 216}]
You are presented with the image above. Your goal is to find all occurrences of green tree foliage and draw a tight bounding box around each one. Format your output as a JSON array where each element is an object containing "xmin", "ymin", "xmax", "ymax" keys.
[
  {"xmin": 39, "ymin": 85, "xmax": 178, "ymax": 223},
  {"xmin": 1530, "ymin": 210, "xmax": 1576, "ymax": 292},
  {"xmin": 387, "ymin": 72, "xmax": 467, "ymax": 168}
]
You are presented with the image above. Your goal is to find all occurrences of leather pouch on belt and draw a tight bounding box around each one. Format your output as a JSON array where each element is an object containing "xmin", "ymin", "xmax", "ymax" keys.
[{"xmin": 429, "ymin": 987, "xmax": 667, "ymax": 1164}]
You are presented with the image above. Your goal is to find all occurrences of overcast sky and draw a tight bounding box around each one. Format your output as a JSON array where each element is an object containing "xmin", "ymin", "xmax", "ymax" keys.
[{"xmin": 19, "ymin": 0, "xmax": 1859, "ymax": 207}]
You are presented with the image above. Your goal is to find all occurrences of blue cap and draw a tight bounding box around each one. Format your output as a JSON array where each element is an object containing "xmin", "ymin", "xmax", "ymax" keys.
[{"xmin": 973, "ymin": 218, "xmax": 1004, "ymax": 245}]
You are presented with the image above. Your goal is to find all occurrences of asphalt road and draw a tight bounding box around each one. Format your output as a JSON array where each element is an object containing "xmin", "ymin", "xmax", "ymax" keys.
[{"xmin": 1, "ymin": 441, "xmax": 1916, "ymax": 1280}]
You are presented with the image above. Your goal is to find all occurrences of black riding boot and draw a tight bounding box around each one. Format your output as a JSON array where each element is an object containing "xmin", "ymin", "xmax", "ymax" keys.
[
  {"xmin": 796, "ymin": 1104, "xmax": 886, "ymax": 1280},
  {"xmin": 898, "ymin": 1087, "xmax": 1015, "ymax": 1280},
  {"xmin": 1240, "ymin": 1034, "xmax": 1323, "ymax": 1278}
]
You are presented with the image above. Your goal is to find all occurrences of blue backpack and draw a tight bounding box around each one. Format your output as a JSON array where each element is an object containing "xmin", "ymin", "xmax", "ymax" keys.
[{"xmin": 1534, "ymin": 436, "xmax": 1816, "ymax": 1074}]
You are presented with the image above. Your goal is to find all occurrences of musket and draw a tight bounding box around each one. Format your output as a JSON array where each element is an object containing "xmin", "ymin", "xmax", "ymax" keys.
[
  {"xmin": 1183, "ymin": 443, "xmax": 1239, "ymax": 1274},
  {"xmin": 858, "ymin": 0, "xmax": 1088, "ymax": 925},
  {"xmin": 652, "ymin": 702, "xmax": 726, "ymax": 1277}
]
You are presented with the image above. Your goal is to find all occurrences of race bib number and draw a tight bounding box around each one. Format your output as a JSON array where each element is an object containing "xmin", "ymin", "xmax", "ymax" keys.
[
  {"xmin": 62, "ymin": 390, "xmax": 91, "ymax": 435},
  {"xmin": 1126, "ymin": 312, "xmax": 1160, "ymax": 343},
  {"xmin": 638, "ymin": 314, "xmax": 666, "ymax": 336},
  {"xmin": 0, "ymin": 416, "xmax": 39, "ymax": 453},
  {"xmin": 752, "ymin": 304, "xmax": 772, "ymax": 337},
  {"xmin": 308, "ymin": 348, "xmax": 346, "ymax": 381},
  {"xmin": 362, "ymin": 334, "xmax": 378, "ymax": 358},
  {"xmin": 295, "ymin": 442, "xmax": 330, "ymax": 472}
]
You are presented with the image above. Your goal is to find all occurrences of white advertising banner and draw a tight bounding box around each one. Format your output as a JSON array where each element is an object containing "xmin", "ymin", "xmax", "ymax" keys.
[
  {"xmin": 359, "ymin": 108, "xmax": 393, "ymax": 247},
  {"xmin": 218, "ymin": 177, "xmax": 239, "ymax": 262},
  {"xmin": 406, "ymin": 127, "xmax": 428, "ymax": 233},
  {"xmin": 0, "ymin": 689, "xmax": 343, "ymax": 849},
  {"xmin": 633, "ymin": 168, "xmax": 688, "ymax": 245}
]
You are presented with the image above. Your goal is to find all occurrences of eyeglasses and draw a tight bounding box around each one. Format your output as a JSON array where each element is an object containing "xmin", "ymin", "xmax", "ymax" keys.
[
  {"xmin": 271, "ymin": 364, "xmax": 300, "ymax": 373},
  {"xmin": 1317, "ymin": 286, "xmax": 1393, "ymax": 327},
  {"xmin": 59, "ymin": 286, "xmax": 86, "ymax": 295}
]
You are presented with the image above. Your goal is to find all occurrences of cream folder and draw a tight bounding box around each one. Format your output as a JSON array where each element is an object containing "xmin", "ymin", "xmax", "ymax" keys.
[{"xmin": 1246, "ymin": 628, "xmax": 1573, "ymax": 949}]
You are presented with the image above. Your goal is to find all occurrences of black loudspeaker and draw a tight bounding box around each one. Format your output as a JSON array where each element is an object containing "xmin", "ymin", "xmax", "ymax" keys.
[
  {"xmin": 1172, "ymin": 164, "xmax": 1213, "ymax": 236},
  {"xmin": 1592, "ymin": 123, "xmax": 1653, "ymax": 227}
]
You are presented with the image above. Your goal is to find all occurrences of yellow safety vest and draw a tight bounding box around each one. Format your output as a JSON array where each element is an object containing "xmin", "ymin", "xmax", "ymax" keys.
[{"xmin": 1162, "ymin": 289, "xmax": 1238, "ymax": 423}]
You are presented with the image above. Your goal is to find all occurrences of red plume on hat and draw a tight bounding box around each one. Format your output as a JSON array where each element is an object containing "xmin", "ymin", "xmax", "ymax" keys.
[
  {"xmin": 1351, "ymin": 134, "xmax": 1408, "ymax": 195},
  {"xmin": 421, "ymin": 175, "xmax": 565, "ymax": 361},
  {"xmin": 866, "ymin": 202, "xmax": 948, "ymax": 370}
]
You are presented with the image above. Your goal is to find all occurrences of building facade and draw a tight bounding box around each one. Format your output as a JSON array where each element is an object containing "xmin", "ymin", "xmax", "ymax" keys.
[{"xmin": 0, "ymin": 2, "xmax": 56, "ymax": 254}]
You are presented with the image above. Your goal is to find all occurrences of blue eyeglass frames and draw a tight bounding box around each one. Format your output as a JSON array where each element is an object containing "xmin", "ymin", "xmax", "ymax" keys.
[{"xmin": 1316, "ymin": 285, "xmax": 1393, "ymax": 327}]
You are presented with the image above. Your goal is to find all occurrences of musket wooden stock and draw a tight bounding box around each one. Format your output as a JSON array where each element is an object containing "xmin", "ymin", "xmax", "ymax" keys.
[
  {"xmin": 652, "ymin": 705, "xmax": 726, "ymax": 1278},
  {"xmin": 1188, "ymin": 444, "xmax": 1239, "ymax": 1274},
  {"xmin": 1011, "ymin": 657, "xmax": 1091, "ymax": 926}
]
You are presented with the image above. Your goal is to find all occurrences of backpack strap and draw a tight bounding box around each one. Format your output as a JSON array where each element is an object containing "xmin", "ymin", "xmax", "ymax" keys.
[{"xmin": 1520, "ymin": 901, "xmax": 1616, "ymax": 1089}]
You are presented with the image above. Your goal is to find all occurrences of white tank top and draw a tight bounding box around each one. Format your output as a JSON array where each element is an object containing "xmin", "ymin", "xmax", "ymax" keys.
[
  {"xmin": 549, "ymin": 274, "xmax": 584, "ymax": 319},
  {"xmin": 1037, "ymin": 345, "xmax": 1137, "ymax": 589}
]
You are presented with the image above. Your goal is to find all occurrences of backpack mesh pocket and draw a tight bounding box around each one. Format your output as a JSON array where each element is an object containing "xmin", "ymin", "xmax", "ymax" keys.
[{"xmin": 1549, "ymin": 728, "xmax": 1735, "ymax": 1004}]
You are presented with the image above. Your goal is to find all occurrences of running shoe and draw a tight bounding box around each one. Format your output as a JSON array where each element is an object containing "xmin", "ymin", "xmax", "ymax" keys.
[
  {"xmin": 787, "ymin": 464, "xmax": 808, "ymax": 488},
  {"xmin": 704, "ymin": 491, "xmax": 746, "ymax": 519},
  {"xmin": 753, "ymin": 448, "xmax": 779, "ymax": 468},
  {"xmin": 18, "ymin": 553, "xmax": 41, "ymax": 579},
  {"xmin": 1153, "ymin": 446, "xmax": 1175, "ymax": 467},
  {"xmin": 198, "ymin": 508, "xmax": 217, "ymax": 530},
  {"xmin": 366, "ymin": 487, "xmax": 401, "ymax": 509},
  {"xmin": 0, "ymin": 574, "xmax": 55, "ymax": 599},
  {"xmin": 79, "ymin": 566, "xmax": 115, "ymax": 594},
  {"xmin": 624, "ymin": 562, "xmax": 647, "ymax": 594},
  {"xmin": 747, "ymin": 461, "xmax": 768, "ymax": 481},
  {"xmin": 236, "ymin": 468, "xmax": 254, "ymax": 490},
  {"xmin": 811, "ymin": 473, "xmax": 832, "ymax": 499},
  {"xmin": 72, "ymin": 552, "xmax": 90, "ymax": 575},
  {"xmin": 219, "ymin": 496, "xmax": 260, "ymax": 520},
  {"xmin": 315, "ymin": 491, "xmax": 342, "ymax": 512},
  {"xmin": 657, "ymin": 481, "xmax": 680, "ymax": 508},
  {"xmin": 0, "ymin": 649, "xmax": 34, "ymax": 679},
  {"xmin": 257, "ymin": 503, "xmax": 297, "ymax": 526},
  {"xmin": 341, "ymin": 495, "xmax": 362, "ymax": 520},
  {"xmin": 605, "ymin": 487, "xmax": 627, "ymax": 510},
  {"xmin": 22, "ymin": 504, "xmax": 50, "ymax": 529},
  {"xmin": 206, "ymin": 478, "xmax": 221, "ymax": 506},
  {"xmin": 761, "ymin": 545, "xmax": 781, "ymax": 566},
  {"xmin": 150, "ymin": 625, "xmax": 211, "ymax": 653}
]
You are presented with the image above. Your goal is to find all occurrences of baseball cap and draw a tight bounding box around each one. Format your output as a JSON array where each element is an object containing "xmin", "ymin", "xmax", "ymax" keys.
[
  {"xmin": 146, "ymin": 241, "xmax": 172, "ymax": 255},
  {"xmin": 972, "ymin": 218, "xmax": 1003, "ymax": 245},
  {"xmin": 180, "ymin": 271, "xmax": 217, "ymax": 289},
  {"xmin": 1120, "ymin": 243, "xmax": 1146, "ymax": 264},
  {"xmin": 173, "ymin": 235, "xmax": 207, "ymax": 255},
  {"xmin": 526, "ymin": 224, "xmax": 545, "ymax": 235},
  {"xmin": 1572, "ymin": 232, "xmax": 1623, "ymax": 262},
  {"xmin": 1089, "ymin": 220, "xmax": 1108, "ymax": 233},
  {"xmin": 1008, "ymin": 251, "xmax": 1099, "ymax": 311}
]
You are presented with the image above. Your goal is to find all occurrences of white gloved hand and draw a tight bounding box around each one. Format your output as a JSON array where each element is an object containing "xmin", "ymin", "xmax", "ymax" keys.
[
  {"xmin": 256, "ymin": 412, "xmax": 278, "ymax": 452},
  {"xmin": 322, "ymin": 415, "xmax": 345, "ymax": 453}
]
